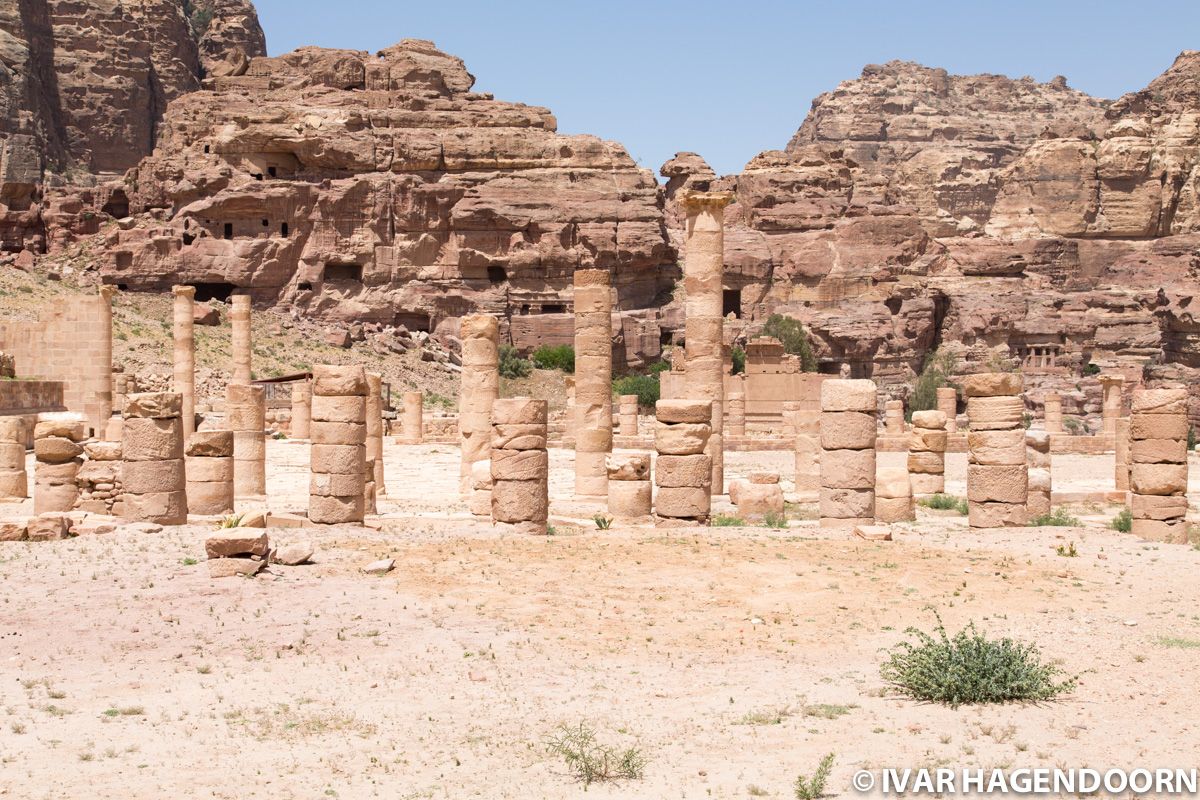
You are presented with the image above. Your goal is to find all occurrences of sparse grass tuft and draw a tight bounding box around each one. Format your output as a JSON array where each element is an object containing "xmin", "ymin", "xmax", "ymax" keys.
[
  {"xmin": 545, "ymin": 722, "xmax": 646, "ymax": 786},
  {"xmin": 593, "ymin": 515, "xmax": 612, "ymax": 530},
  {"xmin": 918, "ymin": 494, "xmax": 968, "ymax": 515},
  {"xmin": 712, "ymin": 514, "xmax": 746, "ymax": 527},
  {"xmin": 1156, "ymin": 636, "xmax": 1200, "ymax": 649},
  {"xmin": 1111, "ymin": 508, "xmax": 1132, "ymax": 533},
  {"xmin": 217, "ymin": 513, "xmax": 245, "ymax": 529},
  {"xmin": 793, "ymin": 752, "xmax": 836, "ymax": 800},
  {"xmin": 762, "ymin": 510, "xmax": 788, "ymax": 529},
  {"xmin": 1031, "ymin": 508, "xmax": 1081, "ymax": 527},
  {"xmin": 1055, "ymin": 542, "xmax": 1079, "ymax": 558}
]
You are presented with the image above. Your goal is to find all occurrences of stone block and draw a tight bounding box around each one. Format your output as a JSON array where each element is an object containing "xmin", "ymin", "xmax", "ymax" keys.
[
  {"xmin": 966, "ymin": 465, "xmax": 1028, "ymax": 504},
  {"xmin": 874, "ymin": 467, "xmax": 911, "ymax": 499},
  {"xmin": 186, "ymin": 481, "xmax": 235, "ymax": 515},
  {"xmin": 967, "ymin": 430, "xmax": 1027, "ymax": 465},
  {"xmin": 820, "ymin": 448, "xmax": 876, "ymax": 489},
  {"xmin": 205, "ymin": 530, "xmax": 269, "ymax": 559},
  {"xmin": 607, "ymin": 480, "xmax": 651, "ymax": 518},
  {"xmin": 911, "ymin": 410, "xmax": 946, "ymax": 429},
  {"xmin": 121, "ymin": 490, "xmax": 188, "ymax": 525},
  {"xmin": 124, "ymin": 392, "xmax": 182, "ymax": 419},
  {"xmin": 655, "ymin": 423, "xmax": 710, "ymax": 455},
  {"xmin": 967, "ymin": 501, "xmax": 1027, "ymax": 528},
  {"xmin": 966, "ymin": 396, "xmax": 1025, "ymax": 430},
  {"xmin": 491, "ymin": 398, "xmax": 547, "ymax": 425},
  {"xmin": 1130, "ymin": 388, "xmax": 1188, "ymax": 415},
  {"xmin": 910, "ymin": 473, "xmax": 944, "ymax": 495},
  {"xmin": 819, "ymin": 379, "xmax": 877, "ymax": 413},
  {"xmin": 1130, "ymin": 414, "xmax": 1188, "ymax": 441},
  {"xmin": 122, "ymin": 417, "xmax": 184, "ymax": 461},
  {"xmin": 311, "ymin": 395, "xmax": 367, "ymax": 424},
  {"xmin": 311, "ymin": 421, "xmax": 367, "ymax": 445},
  {"xmin": 654, "ymin": 485, "xmax": 711, "ymax": 519},
  {"xmin": 1130, "ymin": 517, "xmax": 1188, "ymax": 543},
  {"xmin": 1027, "ymin": 468, "xmax": 1051, "ymax": 492},
  {"xmin": 909, "ymin": 430, "xmax": 947, "ymax": 452},
  {"xmin": 27, "ymin": 514, "xmax": 70, "ymax": 541},
  {"xmin": 491, "ymin": 479, "xmax": 548, "ymax": 523},
  {"xmin": 655, "ymin": 399, "xmax": 712, "ymax": 424},
  {"xmin": 960, "ymin": 372, "xmax": 1023, "ymax": 398},
  {"xmin": 1130, "ymin": 463, "xmax": 1188, "ymax": 495},
  {"xmin": 730, "ymin": 481, "xmax": 784, "ymax": 519},
  {"xmin": 34, "ymin": 437, "xmax": 83, "ymax": 464},
  {"xmin": 655, "ymin": 454, "xmax": 712, "ymax": 488},
  {"xmin": 490, "ymin": 449, "xmax": 548, "ymax": 481},
  {"xmin": 312, "ymin": 365, "xmax": 368, "ymax": 396},
  {"xmin": 875, "ymin": 495, "xmax": 915, "ymax": 523},
  {"xmin": 606, "ymin": 454, "xmax": 650, "ymax": 481},
  {"xmin": 819, "ymin": 412, "xmax": 876, "ymax": 450},
  {"xmin": 310, "ymin": 444, "xmax": 365, "ymax": 475},
  {"xmin": 1130, "ymin": 438, "xmax": 1187, "ymax": 464},
  {"xmin": 1130, "ymin": 493, "xmax": 1188, "ymax": 521},
  {"xmin": 907, "ymin": 451, "xmax": 944, "ymax": 474},
  {"xmin": 819, "ymin": 487, "xmax": 874, "ymax": 519},
  {"xmin": 310, "ymin": 470, "xmax": 366, "ymax": 497},
  {"xmin": 308, "ymin": 493, "xmax": 366, "ymax": 524},
  {"xmin": 34, "ymin": 417, "xmax": 86, "ymax": 441},
  {"xmin": 122, "ymin": 458, "xmax": 185, "ymax": 494}
]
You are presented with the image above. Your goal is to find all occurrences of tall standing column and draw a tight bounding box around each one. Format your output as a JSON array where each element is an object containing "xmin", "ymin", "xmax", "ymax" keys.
[
  {"xmin": 402, "ymin": 391, "xmax": 423, "ymax": 443},
  {"xmin": 290, "ymin": 380, "xmax": 311, "ymax": 440},
  {"xmin": 93, "ymin": 286, "xmax": 115, "ymax": 439},
  {"xmin": 573, "ymin": 268, "xmax": 613, "ymax": 497},
  {"xmin": 172, "ymin": 285, "xmax": 196, "ymax": 438},
  {"xmin": 965, "ymin": 373, "xmax": 1027, "ymax": 528},
  {"xmin": 680, "ymin": 190, "xmax": 733, "ymax": 494},
  {"xmin": 1044, "ymin": 392, "xmax": 1063, "ymax": 433},
  {"xmin": 459, "ymin": 314, "xmax": 499, "ymax": 505},
  {"xmin": 231, "ymin": 295, "xmax": 252, "ymax": 385},
  {"xmin": 1099, "ymin": 375, "xmax": 1124, "ymax": 436},
  {"xmin": 937, "ymin": 387, "xmax": 958, "ymax": 434},
  {"xmin": 366, "ymin": 372, "xmax": 385, "ymax": 496},
  {"xmin": 1129, "ymin": 388, "xmax": 1188, "ymax": 542},
  {"xmin": 819, "ymin": 379, "xmax": 877, "ymax": 529}
]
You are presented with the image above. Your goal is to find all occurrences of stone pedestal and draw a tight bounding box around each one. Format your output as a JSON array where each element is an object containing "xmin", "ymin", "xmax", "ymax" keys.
[
  {"xmin": 573, "ymin": 268, "xmax": 613, "ymax": 497},
  {"xmin": 226, "ymin": 383, "xmax": 266, "ymax": 497},
  {"xmin": 1044, "ymin": 392, "xmax": 1063, "ymax": 434},
  {"xmin": 884, "ymin": 399, "xmax": 905, "ymax": 437},
  {"xmin": 1099, "ymin": 375, "xmax": 1124, "ymax": 436},
  {"xmin": 186, "ymin": 430, "xmax": 234, "ymax": 515},
  {"xmin": 618, "ymin": 394, "xmax": 639, "ymax": 437},
  {"xmin": 365, "ymin": 373, "xmax": 385, "ymax": 496},
  {"xmin": 121, "ymin": 393, "xmax": 187, "ymax": 524},
  {"xmin": 309, "ymin": 365, "xmax": 367, "ymax": 525},
  {"xmin": 34, "ymin": 413, "xmax": 86, "ymax": 514},
  {"xmin": 819, "ymin": 380, "xmax": 877, "ymax": 529},
  {"xmin": 937, "ymin": 387, "xmax": 958, "ymax": 434},
  {"xmin": 654, "ymin": 399, "xmax": 712, "ymax": 526},
  {"xmin": 402, "ymin": 391, "xmax": 423, "ymax": 443},
  {"xmin": 727, "ymin": 392, "xmax": 746, "ymax": 437},
  {"xmin": 1115, "ymin": 417, "xmax": 1130, "ymax": 491},
  {"xmin": 908, "ymin": 409, "xmax": 947, "ymax": 496},
  {"xmin": 1025, "ymin": 431, "xmax": 1052, "ymax": 518},
  {"xmin": 1129, "ymin": 388, "xmax": 1188, "ymax": 543},
  {"xmin": 459, "ymin": 314, "xmax": 499, "ymax": 508},
  {"xmin": 680, "ymin": 190, "xmax": 733, "ymax": 495},
  {"xmin": 172, "ymin": 286, "xmax": 196, "ymax": 438},
  {"xmin": 0, "ymin": 417, "xmax": 27, "ymax": 500},
  {"xmin": 231, "ymin": 295, "xmax": 253, "ymax": 385},
  {"xmin": 964, "ymin": 373, "xmax": 1027, "ymax": 528},
  {"xmin": 290, "ymin": 380, "xmax": 311, "ymax": 440},
  {"xmin": 875, "ymin": 467, "xmax": 914, "ymax": 523},
  {"xmin": 490, "ymin": 398, "xmax": 548, "ymax": 534},
  {"xmin": 607, "ymin": 453, "xmax": 651, "ymax": 518}
]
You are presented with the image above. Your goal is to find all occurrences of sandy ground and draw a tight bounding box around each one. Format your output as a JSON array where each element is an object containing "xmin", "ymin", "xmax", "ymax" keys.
[{"xmin": 2, "ymin": 442, "xmax": 1199, "ymax": 799}]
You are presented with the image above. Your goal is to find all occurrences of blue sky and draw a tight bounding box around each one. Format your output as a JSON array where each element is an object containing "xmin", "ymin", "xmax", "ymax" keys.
[{"xmin": 254, "ymin": 0, "xmax": 1200, "ymax": 177}]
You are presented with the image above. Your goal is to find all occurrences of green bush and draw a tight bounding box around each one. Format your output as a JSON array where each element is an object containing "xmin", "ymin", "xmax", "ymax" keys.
[
  {"xmin": 545, "ymin": 723, "xmax": 646, "ymax": 787},
  {"xmin": 731, "ymin": 346, "xmax": 746, "ymax": 375},
  {"xmin": 613, "ymin": 374, "xmax": 660, "ymax": 409},
  {"xmin": 1030, "ymin": 508, "xmax": 1081, "ymax": 527},
  {"xmin": 910, "ymin": 349, "xmax": 957, "ymax": 414},
  {"xmin": 1111, "ymin": 508, "xmax": 1132, "ymax": 532},
  {"xmin": 531, "ymin": 345, "xmax": 575, "ymax": 373},
  {"xmin": 1082, "ymin": 362, "xmax": 1101, "ymax": 376},
  {"xmin": 880, "ymin": 614, "xmax": 1077, "ymax": 707},
  {"xmin": 917, "ymin": 494, "xmax": 967, "ymax": 515},
  {"xmin": 794, "ymin": 753, "xmax": 835, "ymax": 800},
  {"xmin": 761, "ymin": 314, "xmax": 817, "ymax": 372},
  {"xmin": 647, "ymin": 359, "xmax": 671, "ymax": 375},
  {"xmin": 498, "ymin": 345, "xmax": 531, "ymax": 378}
]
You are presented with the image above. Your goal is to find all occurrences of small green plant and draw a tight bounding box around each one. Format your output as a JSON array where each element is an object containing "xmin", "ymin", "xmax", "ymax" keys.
[
  {"xmin": 217, "ymin": 513, "xmax": 245, "ymax": 529},
  {"xmin": 1111, "ymin": 508, "xmax": 1132, "ymax": 533},
  {"xmin": 545, "ymin": 723, "xmax": 646, "ymax": 787},
  {"xmin": 880, "ymin": 613, "xmax": 1077, "ymax": 707},
  {"xmin": 1082, "ymin": 362, "xmax": 1101, "ymax": 376},
  {"xmin": 1022, "ymin": 412, "xmax": 1033, "ymax": 429},
  {"xmin": 1055, "ymin": 542, "xmax": 1079, "ymax": 557},
  {"xmin": 712, "ymin": 514, "xmax": 746, "ymax": 527},
  {"xmin": 761, "ymin": 314, "xmax": 817, "ymax": 372},
  {"xmin": 531, "ymin": 344, "xmax": 575, "ymax": 373},
  {"xmin": 917, "ymin": 494, "xmax": 968, "ymax": 515},
  {"xmin": 546, "ymin": 523, "xmax": 557, "ymax": 536},
  {"xmin": 498, "ymin": 344, "xmax": 532, "ymax": 379},
  {"xmin": 612, "ymin": 374, "xmax": 660, "ymax": 408},
  {"xmin": 593, "ymin": 515, "xmax": 612, "ymax": 530},
  {"xmin": 793, "ymin": 752, "xmax": 835, "ymax": 800},
  {"xmin": 1063, "ymin": 417, "xmax": 1083, "ymax": 434},
  {"xmin": 1031, "ymin": 508, "xmax": 1081, "ymax": 527},
  {"xmin": 181, "ymin": 557, "xmax": 198, "ymax": 566},
  {"xmin": 762, "ymin": 510, "xmax": 788, "ymax": 529},
  {"xmin": 272, "ymin": 431, "xmax": 288, "ymax": 440},
  {"xmin": 731, "ymin": 346, "xmax": 746, "ymax": 375},
  {"xmin": 909, "ymin": 349, "xmax": 957, "ymax": 413}
]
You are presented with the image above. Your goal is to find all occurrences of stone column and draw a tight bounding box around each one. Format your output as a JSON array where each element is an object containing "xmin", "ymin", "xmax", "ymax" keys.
[
  {"xmin": 91, "ymin": 286, "xmax": 115, "ymax": 439},
  {"xmin": 875, "ymin": 467, "xmax": 914, "ymax": 523},
  {"xmin": 309, "ymin": 365, "xmax": 367, "ymax": 524},
  {"xmin": 226, "ymin": 383, "xmax": 266, "ymax": 497},
  {"xmin": 1044, "ymin": 392, "xmax": 1063, "ymax": 434},
  {"xmin": 727, "ymin": 392, "xmax": 746, "ymax": 438},
  {"xmin": 607, "ymin": 453, "xmax": 651, "ymax": 519},
  {"xmin": 459, "ymin": 314, "xmax": 499, "ymax": 505},
  {"xmin": 1115, "ymin": 417, "xmax": 1131, "ymax": 491},
  {"xmin": 564, "ymin": 376, "xmax": 576, "ymax": 440},
  {"xmin": 781, "ymin": 401, "xmax": 803, "ymax": 437},
  {"xmin": 618, "ymin": 394, "xmax": 639, "ymax": 437},
  {"xmin": 819, "ymin": 379, "xmax": 877, "ymax": 529},
  {"xmin": 33, "ymin": 413, "xmax": 85, "ymax": 514},
  {"xmin": 290, "ymin": 380, "xmax": 312, "ymax": 440},
  {"xmin": 78, "ymin": 440, "xmax": 121, "ymax": 514},
  {"xmin": 1026, "ymin": 431, "xmax": 1052, "ymax": 517},
  {"xmin": 402, "ymin": 391, "xmax": 423, "ymax": 443},
  {"xmin": 231, "ymin": 295, "xmax": 253, "ymax": 385},
  {"xmin": 490, "ymin": 398, "xmax": 548, "ymax": 534},
  {"xmin": 172, "ymin": 285, "xmax": 196, "ymax": 438},
  {"xmin": 937, "ymin": 387, "xmax": 958, "ymax": 434},
  {"xmin": 0, "ymin": 417, "xmax": 27, "ymax": 500},
  {"xmin": 1129, "ymin": 388, "xmax": 1189, "ymax": 543},
  {"xmin": 185, "ymin": 430, "xmax": 234, "ymax": 515},
  {"xmin": 654, "ymin": 399, "xmax": 712, "ymax": 526},
  {"xmin": 680, "ymin": 190, "xmax": 733, "ymax": 495},
  {"xmin": 121, "ymin": 393, "xmax": 187, "ymax": 524},
  {"xmin": 964, "ymin": 373, "xmax": 1027, "ymax": 528},
  {"xmin": 884, "ymin": 399, "xmax": 905, "ymax": 436},
  {"xmin": 106, "ymin": 372, "xmax": 129, "ymax": 441},
  {"xmin": 573, "ymin": 268, "xmax": 613, "ymax": 497},
  {"xmin": 908, "ymin": 410, "xmax": 947, "ymax": 496},
  {"xmin": 1099, "ymin": 375, "xmax": 1124, "ymax": 436},
  {"xmin": 366, "ymin": 372, "xmax": 385, "ymax": 496}
]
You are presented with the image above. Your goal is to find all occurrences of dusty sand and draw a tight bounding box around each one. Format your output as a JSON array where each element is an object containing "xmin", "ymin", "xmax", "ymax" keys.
[{"xmin": 2, "ymin": 442, "xmax": 1199, "ymax": 798}]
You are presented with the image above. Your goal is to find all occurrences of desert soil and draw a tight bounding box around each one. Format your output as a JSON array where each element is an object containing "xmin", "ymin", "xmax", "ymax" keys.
[{"xmin": 1, "ymin": 445, "xmax": 1199, "ymax": 798}]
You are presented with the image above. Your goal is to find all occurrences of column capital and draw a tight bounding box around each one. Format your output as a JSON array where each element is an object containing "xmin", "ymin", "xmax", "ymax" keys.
[
  {"xmin": 98, "ymin": 285, "xmax": 115, "ymax": 301},
  {"xmin": 172, "ymin": 284, "xmax": 196, "ymax": 299},
  {"xmin": 678, "ymin": 189, "xmax": 734, "ymax": 211},
  {"xmin": 1098, "ymin": 374, "xmax": 1125, "ymax": 386}
]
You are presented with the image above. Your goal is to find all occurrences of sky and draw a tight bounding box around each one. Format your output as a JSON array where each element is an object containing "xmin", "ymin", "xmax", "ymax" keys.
[{"xmin": 254, "ymin": 0, "xmax": 1200, "ymax": 177}]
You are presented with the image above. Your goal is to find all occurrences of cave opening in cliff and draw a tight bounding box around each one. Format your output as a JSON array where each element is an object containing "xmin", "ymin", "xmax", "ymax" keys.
[
  {"xmin": 102, "ymin": 190, "xmax": 129, "ymax": 219},
  {"xmin": 190, "ymin": 283, "xmax": 236, "ymax": 302},
  {"xmin": 542, "ymin": 303, "xmax": 566, "ymax": 314},
  {"xmin": 487, "ymin": 266, "xmax": 507, "ymax": 284},
  {"xmin": 723, "ymin": 289, "xmax": 741, "ymax": 318},
  {"xmin": 223, "ymin": 223, "xmax": 233, "ymax": 239},
  {"xmin": 324, "ymin": 263, "xmax": 363, "ymax": 282},
  {"xmin": 268, "ymin": 167, "xmax": 277, "ymax": 178},
  {"xmin": 281, "ymin": 222, "xmax": 289, "ymax": 237},
  {"xmin": 395, "ymin": 312, "xmax": 431, "ymax": 333}
]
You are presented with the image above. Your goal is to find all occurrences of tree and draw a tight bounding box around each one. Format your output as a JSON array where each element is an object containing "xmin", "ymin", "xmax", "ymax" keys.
[
  {"xmin": 761, "ymin": 314, "xmax": 817, "ymax": 372},
  {"xmin": 498, "ymin": 345, "xmax": 531, "ymax": 378}
]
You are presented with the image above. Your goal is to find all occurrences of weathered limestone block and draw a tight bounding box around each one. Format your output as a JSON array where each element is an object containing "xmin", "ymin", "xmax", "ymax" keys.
[
  {"xmin": 121, "ymin": 394, "xmax": 187, "ymax": 524},
  {"xmin": 821, "ymin": 448, "xmax": 876, "ymax": 489},
  {"xmin": 961, "ymin": 373, "xmax": 1023, "ymax": 398},
  {"xmin": 309, "ymin": 365, "xmax": 368, "ymax": 525},
  {"xmin": 819, "ymin": 487, "xmax": 874, "ymax": 528},
  {"xmin": 819, "ymin": 379, "xmax": 878, "ymax": 413},
  {"xmin": 655, "ymin": 454, "xmax": 712, "ymax": 488},
  {"xmin": 654, "ymin": 423, "xmax": 711, "ymax": 455},
  {"xmin": 607, "ymin": 453, "xmax": 650, "ymax": 482},
  {"xmin": 965, "ymin": 396, "xmax": 1025, "ymax": 430},
  {"xmin": 1129, "ymin": 464, "xmax": 1187, "ymax": 496},
  {"xmin": 186, "ymin": 430, "xmax": 234, "ymax": 516},
  {"xmin": 730, "ymin": 477, "xmax": 784, "ymax": 521},
  {"xmin": 606, "ymin": 453, "xmax": 651, "ymax": 518},
  {"xmin": 820, "ymin": 412, "xmax": 876, "ymax": 450},
  {"xmin": 874, "ymin": 467, "xmax": 914, "ymax": 523}
]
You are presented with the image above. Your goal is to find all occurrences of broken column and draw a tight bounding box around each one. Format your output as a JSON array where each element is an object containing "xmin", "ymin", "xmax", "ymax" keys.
[
  {"xmin": 1044, "ymin": 392, "xmax": 1063, "ymax": 434},
  {"xmin": 459, "ymin": 314, "xmax": 499, "ymax": 503},
  {"xmin": 309, "ymin": 365, "xmax": 367, "ymax": 525},
  {"xmin": 819, "ymin": 379, "xmax": 877, "ymax": 529},
  {"xmin": 1115, "ymin": 417, "xmax": 1131, "ymax": 491},
  {"xmin": 226, "ymin": 383, "xmax": 266, "ymax": 497},
  {"xmin": 490, "ymin": 397, "xmax": 548, "ymax": 534},
  {"xmin": 402, "ymin": 391, "xmax": 423, "ymax": 444},
  {"xmin": 231, "ymin": 294, "xmax": 253, "ymax": 385},
  {"xmin": 365, "ymin": 372, "xmax": 385, "ymax": 496},
  {"xmin": 290, "ymin": 380, "xmax": 311, "ymax": 440},
  {"xmin": 680, "ymin": 190, "xmax": 733, "ymax": 494},
  {"xmin": 618, "ymin": 394, "xmax": 639, "ymax": 438},
  {"xmin": 730, "ymin": 472, "xmax": 785, "ymax": 521},
  {"xmin": 607, "ymin": 453, "xmax": 651, "ymax": 519},
  {"xmin": 1026, "ymin": 431, "xmax": 1052, "ymax": 518},
  {"xmin": 363, "ymin": 457, "xmax": 378, "ymax": 515},
  {"xmin": 121, "ymin": 393, "xmax": 188, "ymax": 525},
  {"xmin": 77, "ymin": 440, "xmax": 122, "ymax": 514},
  {"xmin": 172, "ymin": 285, "xmax": 196, "ymax": 438},
  {"xmin": 908, "ymin": 410, "xmax": 947, "ymax": 496},
  {"xmin": 1099, "ymin": 375, "xmax": 1124, "ymax": 436},
  {"xmin": 0, "ymin": 417, "xmax": 27, "ymax": 500},
  {"xmin": 884, "ymin": 399, "xmax": 905, "ymax": 436},
  {"xmin": 573, "ymin": 268, "xmax": 613, "ymax": 497},
  {"xmin": 33, "ymin": 413, "xmax": 86, "ymax": 514},
  {"xmin": 1129, "ymin": 387, "xmax": 1189, "ymax": 543},
  {"xmin": 875, "ymin": 467, "xmax": 914, "ymax": 523},
  {"xmin": 727, "ymin": 392, "xmax": 746, "ymax": 438},
  {"xmin": 654, "ymin": 399, "xmax": 712, "ymax": 526},
  {"xmin": 937, "ymin": 387, "xmax": 958, "ymax": 434},
  {"xmin": 964, "ymin": 373, "xmax": 1027, "ymax": 528},
  {"xmin": 185, "ymin": 430, "xmax": 235, "ymax": 515}
]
